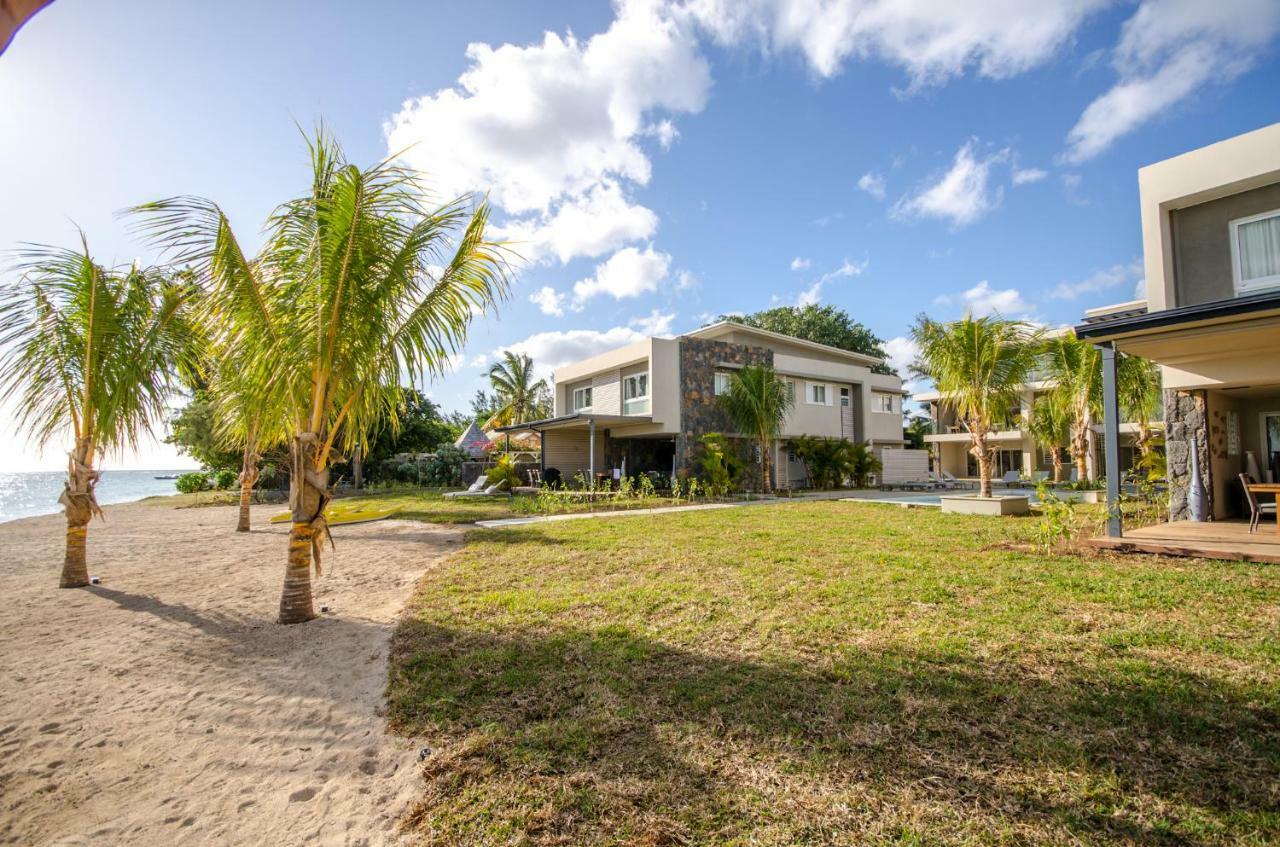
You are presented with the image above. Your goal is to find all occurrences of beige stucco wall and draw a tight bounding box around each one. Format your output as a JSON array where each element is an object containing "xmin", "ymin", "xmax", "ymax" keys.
[{"xmin": 1139, "ymin": 122, "xmax": 1280, "ymax": 312}]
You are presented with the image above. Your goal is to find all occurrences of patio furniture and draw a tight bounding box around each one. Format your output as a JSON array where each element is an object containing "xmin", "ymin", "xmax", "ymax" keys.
[
  {"xmin": 526, "ymin": 468, "xmax": 542, "ymax": 486},
  {"xmin": 929, "ymin": 471, "xmax": 956, "ymax": 489},
  {"xmin": 940, "ymin": 471, "xmax": 973, "ymax": 490},
  {"xmin": 1000, "ymin": 470, "xmax": 1022, "ymax": 487},
  {"xmin": 443, "ymin": 480, "xmax": 509, "ymax": 499},
  {"xmin": 1242, "ymin": 474, "xmax": 1279, "ymax": 534}
]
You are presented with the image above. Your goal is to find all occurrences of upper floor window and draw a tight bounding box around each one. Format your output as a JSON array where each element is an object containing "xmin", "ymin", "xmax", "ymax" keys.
[
  {"xmin": 713, "ymin": 371, "xmax": 732, "ymax": 396},
  {"xmin": 1230, "ymin": 209, "xmax": 1280, "ymax": 294},
  {"xmin": 572, "ymin": 385, "xmax": 593, "ymax": 412},
  {"xmin": 807, "ymin": 383, "xmax": 830, "ymax": 405},
  {"xmin": 839, "ymin": 386, "xmax": 851, "ymax": 407},
  {"xmin": 623, "ymin": 372, "xmax": 649, "ymax": 415},
  {"xmin": 872, "ymin": 391, "xmax": 898, "ymax": 413}
]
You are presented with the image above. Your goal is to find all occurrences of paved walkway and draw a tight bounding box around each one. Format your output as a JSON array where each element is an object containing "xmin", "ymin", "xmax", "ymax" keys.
[{"xmin": 474, "ymin": 489, "xmax": 883, "ymax": 528}]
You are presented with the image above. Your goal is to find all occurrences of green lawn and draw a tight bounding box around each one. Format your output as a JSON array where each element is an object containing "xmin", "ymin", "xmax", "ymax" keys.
[{"xmin": 388, "ymin": 501, "xmax": 1279, "ymax": 846}]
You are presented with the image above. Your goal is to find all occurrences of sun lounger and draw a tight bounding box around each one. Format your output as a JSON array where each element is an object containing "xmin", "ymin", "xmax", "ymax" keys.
[
  {"xmin": 1000, "ymin": 470, "xmax": 1022, "ymax": 487},
  {"xmin": 929, "ymin": 471, "xmax": 956, "ymax": 489},
  {"xmin": 941, "ymin": 471, "xmax": 973, "ymax": 490},
  {"xmin": 443, "ymin": 478, "xmax": 507, "ymax": 499}
]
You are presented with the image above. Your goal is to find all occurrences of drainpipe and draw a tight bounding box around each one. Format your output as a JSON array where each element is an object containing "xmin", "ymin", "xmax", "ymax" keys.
[
  {"xmin": 1099, "ymin": 342, "xmax": 1122, "ymax": 538},
  {"xmin": 588, "ymin": 417, "xmax": 596, "ymax": 483}
]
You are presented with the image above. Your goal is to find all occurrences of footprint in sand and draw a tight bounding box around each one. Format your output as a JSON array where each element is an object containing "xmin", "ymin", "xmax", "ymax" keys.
[{"xmin": 288, "ymin": 787, "xmax": 317, "ymax": 802}]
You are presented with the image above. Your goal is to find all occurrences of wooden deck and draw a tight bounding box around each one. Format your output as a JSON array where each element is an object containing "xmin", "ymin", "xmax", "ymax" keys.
[{"xmin": 1086, "ymin": 519, "xmax": 1280, "ymax": 564}]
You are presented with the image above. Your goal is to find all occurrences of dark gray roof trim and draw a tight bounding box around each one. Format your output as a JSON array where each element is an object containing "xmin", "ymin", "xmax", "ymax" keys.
[{"xmin": 1075, "ymin": 289, "xmax": 1280, "ymax": 340}]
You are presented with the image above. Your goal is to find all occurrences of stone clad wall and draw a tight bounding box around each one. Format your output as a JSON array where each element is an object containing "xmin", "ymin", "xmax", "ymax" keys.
[
  {"xmin": 1164, "ymin": 388, "xmax": 1210, "ymax": 521},
  {"xmin": 674, "ymin": 337, "xmax": 773, "ymax": 476}
]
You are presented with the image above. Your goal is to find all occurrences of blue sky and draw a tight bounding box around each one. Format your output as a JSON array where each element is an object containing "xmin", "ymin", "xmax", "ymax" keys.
[{"xmin": 2, "ymin": 0, "xmax": 1278, "ymax": 470}]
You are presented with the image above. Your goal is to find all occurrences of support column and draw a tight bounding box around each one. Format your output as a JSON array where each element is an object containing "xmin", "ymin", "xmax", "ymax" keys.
[
  {"xmin": 588, "ymin": 418, "xmax": 596, "ymax": 482},
  {"xmin": 1099, "ymin": 342, "xmax": 1122, "ymax": 538}
]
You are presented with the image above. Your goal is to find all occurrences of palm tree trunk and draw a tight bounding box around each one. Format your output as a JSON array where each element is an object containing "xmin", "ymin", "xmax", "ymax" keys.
[
  {"xmin": 236, "ymin": 443, "xmax": 260, "ymax": 533},
  {"xmin": 278, "ymin": 436, "xmax": 329, "ymax": 624},
  {"xmin": 760, "ymin": 436, "xmax": 772, "ymax": 493},
  {"xmin": 58, "ymin": 439, "xmax": 101, "ymax": 588},
  {"xmin": 973, "ymin": 429, "xmax": 992, "ymax": 498},
  {"xmin": 1051, "ymin": 449, "xmax": 1064, "ymax": 483}
]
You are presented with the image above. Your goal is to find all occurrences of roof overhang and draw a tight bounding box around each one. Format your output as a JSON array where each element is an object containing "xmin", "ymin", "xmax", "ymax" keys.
[
  {"xmin": 689, "ymin": 321, "xmax": 884, "ymax": 367},
  {"xmin": 1074, "ymin": 290, "xmax": 1280, "ymax": 362},
  {"xmin": 492, "ymin": 412, "xmax": 652, "ymax": 435}
]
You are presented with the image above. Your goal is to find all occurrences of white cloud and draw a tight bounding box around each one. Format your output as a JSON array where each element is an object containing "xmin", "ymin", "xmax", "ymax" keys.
[
  {"xmin": 1063, "ymin": 0, "xmax": 1280, "ymax": 163},
  {"xmin": 1011, "ymin": 167, "xmax": 1048, "ymax": 185},
  {"xmin": 796, "ymin": 258, "xmax": 867, "ymax": 306},
  {"xmin": 681, "ymin": 0, "xmax": 1109, "ymax": 88},
  {"xmin": 572, "ymin": 244, "xmax": 672, "ymax": 307},
  {"xmin": 893, "ymin": 140, "xmax": 1008, "ymax": 227},
  {"xmin": 502, "ymin": 324, "xmax": 653, "ymax": 373},
  {"xmin": 1048, "ymin": 260, "xmax": 1144, "ymax": 300},
  {"xmin": 790, "ymin": 256, "xmax": 811, "ymax": 271},
  {"xmin": 494, "ymin": 181, "xmax": 658, "ymax": 264},
  {"xmin": 529, "ymin": 285, "xmax": 567, "ymax": 316},
  {"xmin": 385, "ymin": 0, "xmax": 711, "ymax": 262},
  {"xmin": 857, "ymin": 171, "xmax": 887, "ymax": 199},
  {"xmin": 883, "ymin": 335, "xmax": 923, "ymax": 393},
  {"xmin": 935, "ymin": 280, "xmax": 1033, "ymax": 317},
  {"xmin": 630, "ymin": 309, "xmax": 678, "ymax": 335}
]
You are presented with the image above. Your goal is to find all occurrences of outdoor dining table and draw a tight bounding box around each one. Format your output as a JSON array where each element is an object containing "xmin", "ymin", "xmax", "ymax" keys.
[{"xmin": 1246, "ymin": 483, "xmax": 1280, "ymax": 534}]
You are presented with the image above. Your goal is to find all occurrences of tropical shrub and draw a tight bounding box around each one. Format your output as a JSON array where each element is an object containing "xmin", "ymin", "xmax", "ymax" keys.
[
  {"xmin": 396, "ymin": 462, "xmax": 420, "ymax": 483},
  {"xmin": 787, "ymin": 436, "xmax": 851, "ymax": 489},
  {"xmin": 1032, "ymin": 480, "xmax": 1077, "ymax": 552},
  {"xmin": 848, "ymin": 441, "xmax": 883, "ymax": 488},
  {"xmin": 485, "ymin": 453, "xmax": 521, "ymax": 489},
  {"xmin": 422, "ymin": 444, "xmax": 468, "ymax": 486},
  {"xmin": 213, "ymin": 469, "xmax": 238, "ymax": 490},
  {"xmin": 175, "ymin": 472, "xmax": 211, "ymax": 494},
  {"xmin": 697, "ymin": 433, "xmax": 744, "ymax": 496}
]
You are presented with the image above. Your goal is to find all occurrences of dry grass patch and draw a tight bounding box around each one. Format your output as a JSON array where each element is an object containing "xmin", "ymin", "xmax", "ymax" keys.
[{"xmin": 389, "ymin": 502, "xmax": 1279, "ymax": 845}]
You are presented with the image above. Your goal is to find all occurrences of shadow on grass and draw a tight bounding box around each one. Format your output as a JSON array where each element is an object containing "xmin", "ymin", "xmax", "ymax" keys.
[{"xmin": 389, "ymin": 620, "xmax": 1279, "ymax": 845}]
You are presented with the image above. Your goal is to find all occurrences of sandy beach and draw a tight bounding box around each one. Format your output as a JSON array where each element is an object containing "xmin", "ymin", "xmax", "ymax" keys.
[{"xmin": 0, "ymin": 500, "xmax": 462, "ymax": 846}]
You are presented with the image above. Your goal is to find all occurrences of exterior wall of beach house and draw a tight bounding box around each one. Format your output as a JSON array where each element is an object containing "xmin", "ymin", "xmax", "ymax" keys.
[
  {"xmin": 519, "ymin": 322, "xmax": 907, "ymax": 486},
  {"xmin": 1076, "ymin": 122, "xmax": 1280, "ymax": 524}
]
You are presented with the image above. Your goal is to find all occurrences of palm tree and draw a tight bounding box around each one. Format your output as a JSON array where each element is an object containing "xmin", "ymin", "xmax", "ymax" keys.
[
  {"xmin": 1042, "ymin": 331, "xmax": 1102, "ymax": 481},
  {"xmin": 0, "ymin": 239, "xmax": 195, "ymax": 587},
  {"xmin": 1118, "ymin": 353, "xmax": 1161, "ymax": 462},
  {"xmin": 134, "ymin": 127, "xmax": 509, "ymax": 623},
  {"xmin": 911, "ymin": 315, "xmax": 1041, "ymax": 498},
  {"xmin": 1024, "ymin": 393, "xmax": 1070, "ymax": 482},
  {"xmin": 206, "ymin": 350, "xmax": 287, "ymax": 533},
  {"xmin": 718, "ymin": 364, "xmax": 793, "ymax": 493},
  {"xmin": 486, "ymin": 351, "xmax": 547, "ymax": 427}
]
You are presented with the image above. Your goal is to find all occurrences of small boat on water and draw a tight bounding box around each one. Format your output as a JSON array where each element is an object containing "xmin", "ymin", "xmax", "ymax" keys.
[{"xmin": 154, "ymin": 474, "xmax": 180, "ymax": 480}]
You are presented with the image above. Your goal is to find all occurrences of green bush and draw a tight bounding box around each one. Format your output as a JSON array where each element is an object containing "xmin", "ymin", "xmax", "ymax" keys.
[
  {"xmin": 422, "ymin": 444, "xmax": 468, "ymax": 486},
  {"xmin": 396, "ymin": 462, "xmax": 420, "ymax": 483},
  {"xmin": 485, "ymin": 454, "xmax": 521, "ymax": 490},
  {"xmin": 175, "ymin": 472, "xmax": 211, "ymax": 494},
  {"xmin": 697, "ymin": 433, "xmax": 743, "ymax": 496},
  {"xmin": 213, "ymin": 469, "xmax": 238, "ymax": 490}
]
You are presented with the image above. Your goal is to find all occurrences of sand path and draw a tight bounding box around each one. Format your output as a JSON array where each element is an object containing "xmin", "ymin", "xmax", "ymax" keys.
[{"xmin": 0, "ymin": 500, "xmax": 462, "ymax": 846}]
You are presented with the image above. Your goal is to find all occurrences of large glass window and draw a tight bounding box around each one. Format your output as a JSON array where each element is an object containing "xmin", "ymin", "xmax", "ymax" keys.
[
  {"xmin": 623, "ymin": 372, "xmax": 649, "ymax": 414},
  {"xmin": 1231, "ymin": 209, "xmax": 1280, "ymax": 294},
  {"xmin": 872, "ymin": 391, "xmax": 897, "ymax": 413},
  {"xmin": 572, "ymin": 385, "xmax": 593, "ymax": 412},
  {"xmin": 713, "ymin": 371, "xmax": 731, "ymax": 396}
]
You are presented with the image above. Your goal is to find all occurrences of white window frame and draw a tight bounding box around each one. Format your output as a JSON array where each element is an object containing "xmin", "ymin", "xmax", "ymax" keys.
[
  {"xmin": 839, "ymin": 386, "xmax": 851, "ymax": 407},
  {"xmin": 622, "ymin": 372, "xmax": 649, "ymax": 414},
  {"xmin": 1229, "ymin": 208, "xmax": 1280, "ymax": 295},
  {"xmin": 713, "ymin": 371, "xmax": 732, "ymax": 396},
  {"xmin": 807, "ymin": 382, "xmax": 831, "ymax": 406},
  {"xmin": 872, "ymin": 391, "xmax": 897, "ymax": 413},
  {"xmin": 572, "ymin": 385, "xmax": 593, "ymax": 412}
]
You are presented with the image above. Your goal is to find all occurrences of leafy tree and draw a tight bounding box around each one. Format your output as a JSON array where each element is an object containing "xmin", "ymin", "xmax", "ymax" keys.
[
  {"xmin": 469, "ymin": 389, "xmax": 501, "ymax": 426},
  {"xmin": 911, "ymin": 315, "xmax": 1041, "ymax": 498},
  {"xmin": 718, "ymin": 364, "xmax": 794, "ymax": 493},
  {"xmin": 167, "ymin": 390, "xmax": 243, "ymax": 472},
  {"xmin": 847, "ymin": 441, "xmax": 883, "ymax": 489},
  {"xmin": 0, "ymin": 241, "xmax": 196, "ymax": 587},
  {"xmin": 1024, "ymin": 394, "xmax": 1071, "ymax": 482},
  {"xmin": 134, "ymin": 126, "xmax": 509, "ymax": 624},
  {"xmin": 696, "ymin": 433, "xmax": 744, "ymax": 496},
  {"xmin": 486, "ymin": 351, "xmax": 548, "ymax": 426},
  {"xmin": 719, "ymin": 304, "xmax": 895, "ymax": 375},
  {"xmin": 1117, "ymin": 353, "xmax": 1161, "ymax": 462},
  {"xmin": 904, "ymin": 413, "xmax": 932, "ymax": 450},
  {"xmin": 1042, "ymin": 331, "xmax": 1102, "ymax": 481},
  {"xmin": 362, "ymin": 389, "xmax": 455, "ymax": 469}
]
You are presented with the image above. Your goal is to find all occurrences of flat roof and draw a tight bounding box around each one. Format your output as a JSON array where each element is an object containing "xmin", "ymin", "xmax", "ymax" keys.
[
  {"xmin": 1075, "ymin": 289, "xmax": 1280, "ymax": 342},
  {"xmin": 492, "ymin": 412, "xmax": 652, "ymax": 434}
]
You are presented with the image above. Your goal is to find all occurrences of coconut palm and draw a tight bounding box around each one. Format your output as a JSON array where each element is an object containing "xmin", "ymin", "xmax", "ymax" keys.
[
  {"xmin": 486, "ymin": 351, "xmax": 547, "ymax": 427},
  {"xmin": 1117, "ymin": 353, "xmax": 1161, "ymax": 462},
  {"xmin": 1042, "ymin": 330, "xmax": 1102, "ymax": 481},
  {"xmin": 1024, "ymin": 393, "xmax": 1070, "ymax": 482},
  {"xmin": 911, "ymin": 315, "xmax": 1042, "ymax": 498},
  {"xmin": 134, "ymin": 127, "xmax": 510, "ymax": 623},
  {"xmin": 718, "ymin": 364, "xmax": 793, "ymax": 493},
  {"xmin": 0, "ymin": 239, "xmax": 195, "ymax": 587}
]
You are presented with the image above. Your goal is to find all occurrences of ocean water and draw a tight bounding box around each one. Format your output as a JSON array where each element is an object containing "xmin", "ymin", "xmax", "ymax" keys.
[{"xmin": 0, "ymin": 470, "xmax": 194, "ymax": 524}]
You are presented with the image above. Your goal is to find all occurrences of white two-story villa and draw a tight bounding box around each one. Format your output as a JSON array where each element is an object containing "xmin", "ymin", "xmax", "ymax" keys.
[{"xmin": 496, "ymin": 321, "xmax": 908, "ymax": 486}]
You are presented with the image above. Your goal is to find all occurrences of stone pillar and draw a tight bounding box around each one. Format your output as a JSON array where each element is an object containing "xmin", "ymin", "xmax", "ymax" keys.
[{"xmin": 1164, "ymin": 388, "xmax": 1211, "ymax": 522}]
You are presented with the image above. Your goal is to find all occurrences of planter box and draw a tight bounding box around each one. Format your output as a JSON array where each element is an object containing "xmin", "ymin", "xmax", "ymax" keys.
[
  {"xmin": 1065, "ymin": 490, "xmax": 1102, "ymax": 504},
  {"xmin": 940, "ymin": 495, "xmax": 1030, "ymax": 516}
]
